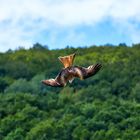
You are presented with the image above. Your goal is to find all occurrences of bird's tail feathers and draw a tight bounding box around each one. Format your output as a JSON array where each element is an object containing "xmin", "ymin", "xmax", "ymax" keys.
[{"xmin": 58, "ymin": 53, "xmax": 76, "ymax": 68}]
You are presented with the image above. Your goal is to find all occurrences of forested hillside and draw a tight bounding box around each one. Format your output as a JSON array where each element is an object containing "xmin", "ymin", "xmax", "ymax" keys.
[{"xmin": 0, "ymin": 43, "xmax": 140, "ymax": 140}]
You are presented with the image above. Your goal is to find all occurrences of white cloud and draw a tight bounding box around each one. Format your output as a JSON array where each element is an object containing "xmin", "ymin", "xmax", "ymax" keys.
[
  {"xmin": 45, "ymin": 0, "xmax": 114, "ymax": 26},
  {"xmin": 0, "ymin": 0, "xmax": 140, "ymax": 52},
  {"xmin": 110, "ymin": 0, "xmax": 140, "ymax": 20}
]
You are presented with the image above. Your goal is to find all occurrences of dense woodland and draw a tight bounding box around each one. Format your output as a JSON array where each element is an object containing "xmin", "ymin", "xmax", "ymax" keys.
[{"xmin": 0, "ymin": 43, "xmax": 140, "ymax": 140}]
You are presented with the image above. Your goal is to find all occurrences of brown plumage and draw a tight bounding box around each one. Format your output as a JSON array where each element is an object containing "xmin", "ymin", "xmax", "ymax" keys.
[
  {"xmin": 42, "ymin": 53, "xmax": 102, "ymax": 87},
  {"xmin": 58, "ymin": 53, "xmax": 76, "ymax": 68}
]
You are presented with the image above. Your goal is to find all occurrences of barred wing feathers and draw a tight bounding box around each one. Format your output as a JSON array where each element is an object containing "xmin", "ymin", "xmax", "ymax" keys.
[{"xmin": 42, "ymin": 64, "xmax": 101, "ymax": 87}]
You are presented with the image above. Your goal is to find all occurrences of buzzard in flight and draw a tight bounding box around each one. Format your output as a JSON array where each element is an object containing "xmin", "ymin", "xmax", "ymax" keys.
[{"xmin": 42, "ymin": 53, "xmax": 101, "ymax": 87}]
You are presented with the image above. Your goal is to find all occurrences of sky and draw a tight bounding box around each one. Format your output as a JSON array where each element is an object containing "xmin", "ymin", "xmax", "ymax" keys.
[{"xmin": 0, "ymin": 0, "xmax": 140, "ymax": 52}]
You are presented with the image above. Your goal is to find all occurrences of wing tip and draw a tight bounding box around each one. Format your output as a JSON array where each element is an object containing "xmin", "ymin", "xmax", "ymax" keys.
[{"xmin": 96, "ymin": 63, "xmax": 102, "ymax": 69}]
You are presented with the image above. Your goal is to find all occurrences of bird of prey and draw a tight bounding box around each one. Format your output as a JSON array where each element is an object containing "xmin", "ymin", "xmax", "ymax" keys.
[{"xmin": 42, "ymin": 53, "xmax": 102, "ymax": 87}]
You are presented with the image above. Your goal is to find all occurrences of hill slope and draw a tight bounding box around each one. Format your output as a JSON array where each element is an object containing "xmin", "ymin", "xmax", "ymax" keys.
[{"xmin": 0, "ymin": 44, "xmax": 140, "ymax": 139}]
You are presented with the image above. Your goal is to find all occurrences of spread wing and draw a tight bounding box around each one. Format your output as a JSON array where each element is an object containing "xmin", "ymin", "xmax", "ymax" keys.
[
  {"xmin": 42, "ymin": 79, "xmax": 63, "ymax": 87},
  {"xmin": 42, "ymin": 70, "xmax": 67, "ymax": 87},
  {"xmin": 58, "ymin": 53, "xmax": 76, "ymax": 68},
  {"xmin": 83, "ymin": 63, "xmax": 102, "ymax": 79},
  {"xmin": 69, "ymin": 63, "xmax": 102, "ymax": 80},
  {"xmin": 42, "ymin": 64, "xmax": 102, "ymax": 87}
]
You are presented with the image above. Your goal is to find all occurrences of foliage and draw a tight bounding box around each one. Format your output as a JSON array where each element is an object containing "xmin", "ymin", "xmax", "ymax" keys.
[{"xmin": 0, "ymin": 43, "xmax": 140, "ymax": 139}]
